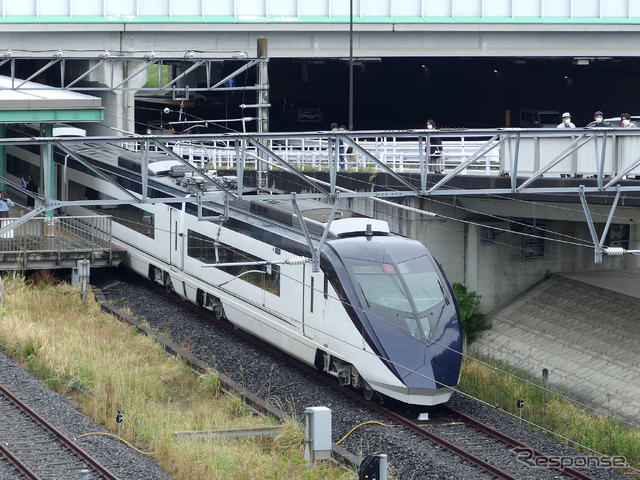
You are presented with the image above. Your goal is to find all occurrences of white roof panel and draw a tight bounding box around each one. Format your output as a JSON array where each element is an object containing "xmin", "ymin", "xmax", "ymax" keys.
[{"xmin": 0, "ymin": 75, "xmax": 102, "ymax": 111}]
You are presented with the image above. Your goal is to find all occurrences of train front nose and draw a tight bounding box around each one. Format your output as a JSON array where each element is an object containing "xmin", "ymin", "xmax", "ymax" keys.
[
  {"xmin": 366, "ymin": 310, "xmax": 462, "ymax": 393},
  {"xmin": 383, "ymin": 333, "xmax": 461, "ymax": 391}
]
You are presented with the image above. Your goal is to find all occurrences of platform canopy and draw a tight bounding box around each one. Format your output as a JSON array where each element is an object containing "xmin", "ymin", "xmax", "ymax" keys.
[{"xmin": 0, "ymin": 75, "xmax": 103, "ymax": 123}]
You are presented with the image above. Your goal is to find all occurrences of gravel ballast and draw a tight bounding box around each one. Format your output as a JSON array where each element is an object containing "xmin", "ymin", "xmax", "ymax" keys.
[
  {"xmin": 0, "ymin": 349, "xmax": 175, "ymax": 480},
  {"xmin": 0, "ymin": 269, "xmax": 632, "ymax": 480},
  {"xmin": 91, "ymin": 270, "xmax": 634, "ymax": 480}
]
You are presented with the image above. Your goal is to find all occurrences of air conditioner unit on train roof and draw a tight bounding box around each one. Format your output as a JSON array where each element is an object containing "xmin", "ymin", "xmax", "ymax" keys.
[
  {"xmin": 297, "ymin": 215, "xmax": 390, "ymax": 238},
  {"xmin": 327, "ymin": 218, "xmax": 390, "ymax": 238}
]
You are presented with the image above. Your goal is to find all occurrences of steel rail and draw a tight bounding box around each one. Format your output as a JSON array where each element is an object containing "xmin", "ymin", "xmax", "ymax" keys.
[
  {"xmin": 442, "ymin": 406, "xmax": 599, "ymax": 480},
  {"xmin": 122, "ymin": 274, "xmax": 596, "ymax": 480},
  {"xmin": 0, "ymin": 383, "xmax": 122, "ymax": 480},
  {"xmin": 360, "ymin": 397, "xmax": 519, "ymax": 479},
  {"xmin": 0, "ymin": 441, "xmax": 40, "ymax": 480}
]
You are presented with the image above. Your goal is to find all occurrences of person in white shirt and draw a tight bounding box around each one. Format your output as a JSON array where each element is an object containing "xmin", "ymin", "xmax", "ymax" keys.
[
  {"xmin": 557, "ymin": 112, "xmax": 576, "ymax": 128},
  {"xmin": 620, "ymin": 113, "xmax": 637, "ymax": 128},
  {"xmin": 0, "ymin": 192, "xmax": 14, "ymax": 218}
]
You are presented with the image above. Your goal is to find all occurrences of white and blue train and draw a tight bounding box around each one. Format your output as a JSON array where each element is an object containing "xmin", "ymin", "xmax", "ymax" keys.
[{"xmin": 6, "ymin": 129, "xmax": 463, "ymax": 406}]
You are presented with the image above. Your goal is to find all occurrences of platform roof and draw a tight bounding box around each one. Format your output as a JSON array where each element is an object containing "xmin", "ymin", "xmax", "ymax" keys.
[{"xmin": 0, "ymin": 75, "xmax": 103, "ymax": 123}]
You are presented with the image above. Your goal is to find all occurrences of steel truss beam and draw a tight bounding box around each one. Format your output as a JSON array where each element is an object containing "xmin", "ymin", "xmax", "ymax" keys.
[
  {"xmin": 579, "ymin": 185, "xmax": 621, "ymax": 263},
  {"xmin": 516, "ymin": 133, "xmax": 597, "ymax": 191},
  {"xmin": 2, "ymin": 129, "xmax": 640, "ymax": 263},
  {"xmin": 0, "ymin": 52, "xmax": 264, "ymax": 94}
]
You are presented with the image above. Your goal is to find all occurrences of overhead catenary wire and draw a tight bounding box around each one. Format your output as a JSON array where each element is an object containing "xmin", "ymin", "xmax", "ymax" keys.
[
  {"xmin": 85, "ymin": 148, "xmax": 611, "ymax": 292},
  {"xmin": 329, "ymin": 167, "xmax": 612, "ymax": 245},
  {"xmin": 58, "ymin": 139, "xmax": 640, "ymax": 435},
  {"xmin": 90, "ymin": 197, "xmax": 640, "ymax": 447},
  {"xmin": 78, "ymin": 124, "xmax": 632, "ymax": 256},
  {"xmin": 313, "ymin": 174, "xmax": 595, "ymax": 249}
]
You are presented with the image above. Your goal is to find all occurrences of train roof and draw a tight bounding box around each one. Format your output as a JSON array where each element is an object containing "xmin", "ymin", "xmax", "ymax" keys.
[
  {"xmin": 249, "ymin": 198, "xmax": 390, "ymax": 238},
  {"xmin": 35, "ymin": 136, "xmax": 391, "ymax": 243},
  {"xmin": 117, "ymin": 151, "xmax": 184, "ymax": 176}
]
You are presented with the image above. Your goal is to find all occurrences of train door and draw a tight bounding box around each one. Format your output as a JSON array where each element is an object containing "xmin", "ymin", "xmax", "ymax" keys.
[
  {"xmin": 302, "ymin": 266, "xmax": 329, "ymax": 345},
  {"xmin": 302, "ymin": 264, "xmax": 311, "ymax": 338},
  {"xmin": 168, "ymin": 205, "xmax": 184, "ymax": 271}
]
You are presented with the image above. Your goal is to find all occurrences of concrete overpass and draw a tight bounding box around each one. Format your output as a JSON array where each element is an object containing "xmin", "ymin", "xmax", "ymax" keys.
[{"xmin": 0, "ymin": 0, "xmax": 639, "ymax": 59}]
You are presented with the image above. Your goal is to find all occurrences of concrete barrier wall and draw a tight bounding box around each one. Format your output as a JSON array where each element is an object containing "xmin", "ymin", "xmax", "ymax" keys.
[
  {"xmin": 2, "ymin": 0, "xmax": 639, "ymax": 22},
  {"xmin": 345, "ymin": 194, "xmax": 640, "ymax": 312}
]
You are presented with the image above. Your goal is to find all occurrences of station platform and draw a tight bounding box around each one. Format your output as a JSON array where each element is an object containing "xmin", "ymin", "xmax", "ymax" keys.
[
  {"xmin": 473, "ymin": 270, "xmax": 640, "ymax": 427},
  {"xmin": 0, "ymin": 205, "xmax": 126, "ymax": 271}
]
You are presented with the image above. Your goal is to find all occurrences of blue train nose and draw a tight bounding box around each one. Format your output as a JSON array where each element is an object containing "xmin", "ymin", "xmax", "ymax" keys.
[{"xmin": 368, "ymin": 312, "xmax": 462, "ymax": 390}]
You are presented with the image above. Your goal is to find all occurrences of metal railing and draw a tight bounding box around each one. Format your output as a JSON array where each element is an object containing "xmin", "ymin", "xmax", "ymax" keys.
[
  {"xmin": 151, "ymin": 129, "xmax": 640, "ymax": 186},
  {"xmin": 159, "ymin": 134, "xmax": 500, "ymax": 175},
  {"xmin": 17, "ymin": 127, "xmax": 640, "ymax": 204},
  {"xmin": 0, "ymin": 215, "xmax": 114, "ymax": 262}
]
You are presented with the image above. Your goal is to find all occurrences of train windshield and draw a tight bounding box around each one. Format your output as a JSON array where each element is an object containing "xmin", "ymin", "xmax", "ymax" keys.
[
  {"xmin": 401, "ymin": 256, "xmax": 448, "ymax": 312},
  {"xmin": 347, "ymin": 255, "xmax": 446, "ymax": 314}
]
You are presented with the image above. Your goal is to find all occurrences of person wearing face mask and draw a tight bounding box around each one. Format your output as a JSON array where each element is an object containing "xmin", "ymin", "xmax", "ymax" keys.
[
  {"xmin": 425, "ymin": 119, "xmax": 443, "ymax": 173},
  {"xmin": 591, "ymin": 111, "xmax": 610, "ymax": 127},
  {"xmin": 620, "ymin": 113, "xmax": 637, "ymax": 128},
  {"xmin": 557, "ymin": 112, "xmax": 576, "ymax": 128}
]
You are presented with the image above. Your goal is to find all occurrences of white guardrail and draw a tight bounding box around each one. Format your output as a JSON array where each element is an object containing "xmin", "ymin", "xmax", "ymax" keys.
[
  {"xmin": 126, "ymin": 128, "xmax": 640, "ymax": 180},
  {"xmin": 167, "ymin": 136, "xmax": 499, "ymax": 175}
]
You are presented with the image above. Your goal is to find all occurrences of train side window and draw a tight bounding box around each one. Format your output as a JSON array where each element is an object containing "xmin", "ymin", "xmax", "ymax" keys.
[
  {"xmin": 187, "ymin": 229, "xmax": 280, "ymax": 295},
  {"xmin": 323, "ymin": 274, "xmax": 328, "ymax": 300},
  {"xmin": 108, "ymin": 203, "xmax": 155, "ymax": 238}
]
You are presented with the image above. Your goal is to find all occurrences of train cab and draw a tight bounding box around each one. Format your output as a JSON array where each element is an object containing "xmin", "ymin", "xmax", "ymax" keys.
[{"xmin": 327, "ymin": 235, "xmax": 463, "ymax": 405}]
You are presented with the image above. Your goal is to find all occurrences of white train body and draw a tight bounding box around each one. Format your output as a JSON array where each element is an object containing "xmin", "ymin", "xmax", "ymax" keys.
[{"xmin": 6, "ymin": 134, "xmax": 463, "ymax": 406}]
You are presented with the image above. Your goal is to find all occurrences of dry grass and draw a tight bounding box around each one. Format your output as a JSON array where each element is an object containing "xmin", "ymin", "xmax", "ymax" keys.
[
  {"xmin": 0, "ymin": 274, "xmax": 355, "ymax": 480},
  {"xmin": 459, "ymin": 357, "xmax": 640, "ymax": 478}
]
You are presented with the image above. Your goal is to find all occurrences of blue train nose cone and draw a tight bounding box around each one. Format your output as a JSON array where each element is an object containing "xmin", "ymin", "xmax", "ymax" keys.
[{"xmin": 368, "ymin": 311, "xmax": 462, "ymax": 390}]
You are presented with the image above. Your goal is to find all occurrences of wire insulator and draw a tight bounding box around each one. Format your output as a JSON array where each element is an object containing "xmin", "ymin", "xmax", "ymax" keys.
[
  {"xmin": 605, "ymin": 247, "xmax": 625, "ymax": 256},
  {"xmin": 284, "ymin": 256, "xmax": 311, "ymax": 265}
]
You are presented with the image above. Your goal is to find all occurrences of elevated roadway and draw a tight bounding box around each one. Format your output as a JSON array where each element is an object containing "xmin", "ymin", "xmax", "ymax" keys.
[{"xmin": 0, "ymin": 0, "xmax": 639, "ymax": 58}]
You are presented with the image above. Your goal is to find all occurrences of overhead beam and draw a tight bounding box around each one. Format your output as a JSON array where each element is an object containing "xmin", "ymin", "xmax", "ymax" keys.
[{"xmin": 0, "ymin": 53, "xmax": 258, "ymax": 95}]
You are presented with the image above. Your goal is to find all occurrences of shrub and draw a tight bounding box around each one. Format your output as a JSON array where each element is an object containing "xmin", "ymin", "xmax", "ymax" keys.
[{"xmin": 452, "ymin": 282, "xmax": 492, "ymax": 344}]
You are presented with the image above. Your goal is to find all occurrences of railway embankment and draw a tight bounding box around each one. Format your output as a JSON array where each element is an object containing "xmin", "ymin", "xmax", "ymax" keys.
[
  {"xmin": 0, "ymin": 273, "xmax": 355, "ymax": 480},
  {"xmin": 473, "ymin": 270, "xmax": 640, "ymax": 427}
]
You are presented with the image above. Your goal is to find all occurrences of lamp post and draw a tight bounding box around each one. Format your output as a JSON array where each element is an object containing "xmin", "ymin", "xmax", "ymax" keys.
[{"xmin": 349, "ymin": 0, "xmax": 354, "ymax": 131}]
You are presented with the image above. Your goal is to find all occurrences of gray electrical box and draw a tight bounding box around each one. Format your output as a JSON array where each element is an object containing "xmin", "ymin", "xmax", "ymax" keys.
[
  {"xmin": 72, "ymin": 259, "xmax": 91, "ymax": 300},
  {"xmin": 304, "ymin": 406, "xmax": 332, "ymax": 461}
]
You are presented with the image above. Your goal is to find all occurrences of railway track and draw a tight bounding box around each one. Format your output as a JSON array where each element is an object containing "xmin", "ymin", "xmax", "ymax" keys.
[
  {"xmin": 365, "ymin": 402, "xmax": 599, "ymax": 480},
  {"xmin": 315, "ymin": 367, "xmax": 600, "ymax": 479},
  {"xmin": 95, "ymin": 270, "xmax": 625, "ymax": 480},
  {"xmin": 0, "ymin": 382, "xmax": 121, "ymax": 480}
]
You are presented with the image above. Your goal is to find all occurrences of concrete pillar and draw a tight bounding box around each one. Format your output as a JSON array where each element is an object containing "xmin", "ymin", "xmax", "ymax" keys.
[
  {"xmin": 80, "ymin": 59, "xmax": 138, "ymax": 136},
  {"xmin": 86, "ymin": 90, "xmax": 136, "ymax": 136},
  {"xmin": 0, "ymin": 124, "xmax": 5, "ymax": 192},
  {"xmin": 465, "ymin": 223, "xmax": 479, "ymax": 292},
  {"xmin": 257, "ymin": 36, "xmax": 269, "ymax": 134},
  {"xmin": 42, "ymin": 124, "xmax": 54, "ymax": 219}
]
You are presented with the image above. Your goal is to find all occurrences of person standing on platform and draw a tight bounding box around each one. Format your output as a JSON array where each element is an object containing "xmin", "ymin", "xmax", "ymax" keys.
[
  {"xmin": 0, "ymin": 192, "xmax": 14, "ymax": 218},
  {"xmin": 591, "ymin": 111, "xmax": 610, "ymax": 127},
  {"xmin": 330, "ymin": 122, "xmax": 346, "ymax": 170},
  {"xmin": 338, "ymin": 125, "xmax": 348, "ymax": 169},
  {"xmin": 620, "ymin": 113, "xmax": 637, "ymax": 128},
  {"xmin": 25, "ymin": 176, "xmax": 38, "ymax": 209},
  {"xmin": 557, "ymin": 112, "xmax": 576, "ymax": 128},
  {"xmin": 425, "ymin": 119, "xmax": 443, "ymax": 173}
]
